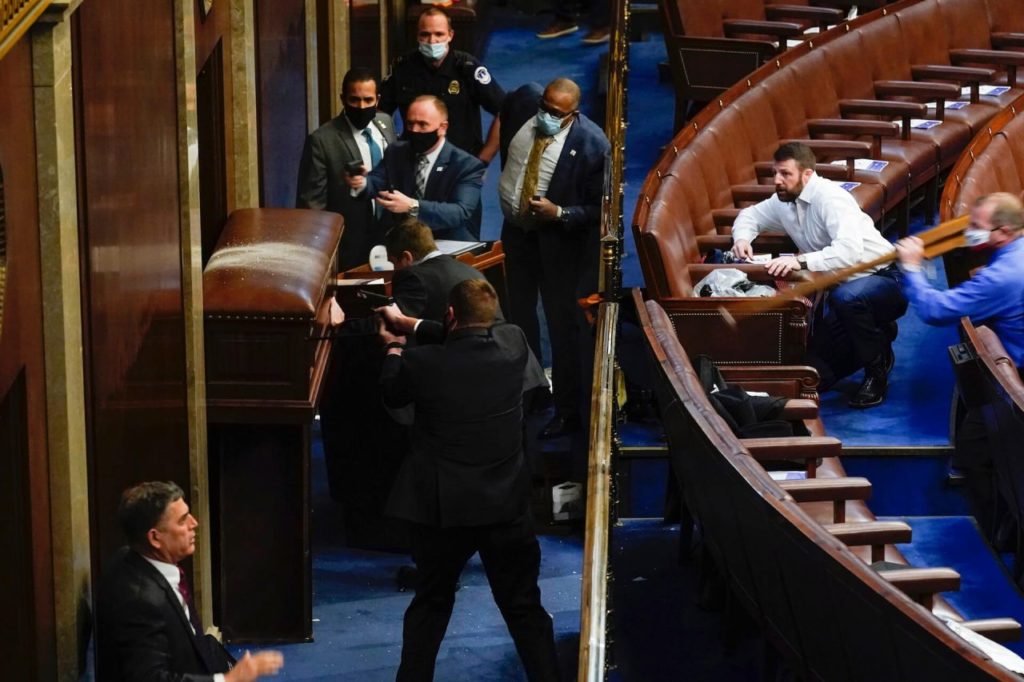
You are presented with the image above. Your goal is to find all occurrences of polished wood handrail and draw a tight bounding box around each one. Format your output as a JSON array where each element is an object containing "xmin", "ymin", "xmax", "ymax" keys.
[
  {"xmin": 598, "ymin": 0, "xmax": 628, "ymax": 299},
  {"xmin": 0, "ymin": 0, "xmax": 52, "ymax": 62},
  {"xmin": 578, "ymin": 301, "xmax": 619, "ymax": 682}
]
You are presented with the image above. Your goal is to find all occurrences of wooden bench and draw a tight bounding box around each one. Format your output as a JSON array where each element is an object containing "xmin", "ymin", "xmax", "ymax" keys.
[{"xmin": 635, "ymin": 288, "xmax": 1023, "ymax": 678}]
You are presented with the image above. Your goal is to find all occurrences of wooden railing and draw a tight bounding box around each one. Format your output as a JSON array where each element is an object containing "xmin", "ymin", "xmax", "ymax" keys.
[
  {"xmin": 0, "ymin": 0, "xmax": 51, "ymax": 62},
  {"xmin": 578, "ymin": 0, "xmax": 628, "ymax": 678}
]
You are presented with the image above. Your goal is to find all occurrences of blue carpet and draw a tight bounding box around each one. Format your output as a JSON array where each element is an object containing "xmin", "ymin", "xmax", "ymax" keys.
[
  {"xmin": 841, "ymin": 455, "xmax": 971, "ymax": 517},
  {"xmin": 893, "ymin": 516, "xmax": 1024, "ymax": 658}
]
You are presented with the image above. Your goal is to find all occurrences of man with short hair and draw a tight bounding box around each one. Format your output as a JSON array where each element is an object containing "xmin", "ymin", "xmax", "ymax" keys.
[
  {"xmin": 348, "ymin": 95, "xmax": 485, "ymax": 241},
  {"xmin": 498, "ymin": 77, "xmax": 610, "ymax": 439},
  {"xmin": 897, "ymin": 192, "xmax": 1024, "ymax": 365},
  {"xmin": 380, "ymin": 7, "xmax": 505, "ymax": 162},
  {"xmin": 296, "ymin": 66, "xmax": 397, "ymax": 269},
  {"xmin": 379, "ymin": 280, "xmax": 560, "ymax": 682},
  {"xmin": 731, "ymin": 142, "xmax": 908, "ymax": 408},
  {"xmin": 97, "ymin": 481, "xmax": 284, "ymax": 682}
]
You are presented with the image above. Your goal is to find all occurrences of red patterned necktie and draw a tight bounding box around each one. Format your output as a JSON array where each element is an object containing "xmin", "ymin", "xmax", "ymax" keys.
[{"xmin": 177, "ymin": 566, "xmax": 203, "ymax": 635}]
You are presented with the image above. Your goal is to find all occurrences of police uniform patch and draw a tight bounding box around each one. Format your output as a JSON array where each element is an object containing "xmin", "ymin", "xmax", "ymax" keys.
[
  {"xmin": 474, "ymin": 66, "xmax": 492, "ymax": 85},
  {"xmin": 448, "ymin": 80, "xmax": 461, "ymax": 95}
]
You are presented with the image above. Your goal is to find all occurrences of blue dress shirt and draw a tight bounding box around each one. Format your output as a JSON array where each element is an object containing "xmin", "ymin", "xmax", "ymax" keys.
[{"xmin": 902, "ymin": 238, "xmax": 1024, "ymax": 366}]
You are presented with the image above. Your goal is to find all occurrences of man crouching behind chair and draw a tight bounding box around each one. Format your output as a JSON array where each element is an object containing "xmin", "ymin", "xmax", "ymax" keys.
[
  {"xmin": 731, "ymin": 142, "xmax": 908, "ymax": 408},
  {"xmin": 379, "ymin": 279, "xmax": 561, "ymax": 681},
  {"xmin": 97, "ymin": 481, "xmax": 284, "ymax": 681}
]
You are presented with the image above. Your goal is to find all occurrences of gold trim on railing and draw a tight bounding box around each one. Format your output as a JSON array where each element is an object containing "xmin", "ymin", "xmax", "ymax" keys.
[
  {"xmin": 0, "ymin": 0, "xmax": 52, "ymax": 62},
  {"xmin": 598, "ymin": 0, "xmax": 629, "ymax": 298},
  {"xmin": 578, "ymin": 301, "xmax": 619, "ymax": 682}
]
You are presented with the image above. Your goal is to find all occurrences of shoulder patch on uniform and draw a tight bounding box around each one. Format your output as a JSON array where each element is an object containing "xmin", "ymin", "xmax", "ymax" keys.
[{"xmin": 473, "ymin": 66, "xmax": 492, "ymax": 85}]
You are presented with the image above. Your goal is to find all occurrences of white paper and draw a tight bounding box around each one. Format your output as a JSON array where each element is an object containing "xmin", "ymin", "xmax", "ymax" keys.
[{"xmin": 435, "ymin": 239, "xmax": 484, "ymax": 256}]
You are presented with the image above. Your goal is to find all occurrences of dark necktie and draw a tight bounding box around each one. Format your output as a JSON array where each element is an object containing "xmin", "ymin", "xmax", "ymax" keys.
[
  {"xmin": 518, "ymin": 134, "xmax": 556, "ymax": 216},
  {"xmin": 415, "ymin": 154, "xmax": 430, "ymax": 199},
  {"xmin": 178, "ymin": 566, "xmax": 203, "ymax": 635},
  {"xmin": 362, "ymin": 128, "xmax": 382, "ymax": 169}
]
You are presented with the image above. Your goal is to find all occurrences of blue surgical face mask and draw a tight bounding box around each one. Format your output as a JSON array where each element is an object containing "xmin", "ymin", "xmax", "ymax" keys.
[
  {"xmin": 964, "ymin": 228, "xmax": 992, "ymax": 249},
  {"xmin": 418, "ymin": 41, "xmax": 448, "ymax": 61},
  {"xmin": 535, "ymin": 110, "xmax": 565, "ymax": 137}
]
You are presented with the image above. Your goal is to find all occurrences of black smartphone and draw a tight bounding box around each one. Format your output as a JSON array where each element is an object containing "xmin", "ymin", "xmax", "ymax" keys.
[
  {"xmin": 356, "ymin": 289, "xmax": 395, "ymax": 307},
  {"xmin": 345, "ymin": 160, "xmax": 365, "ymax": 175}
]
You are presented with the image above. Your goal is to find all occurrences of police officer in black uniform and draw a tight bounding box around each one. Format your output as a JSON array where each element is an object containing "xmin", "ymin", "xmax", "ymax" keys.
[{"xmin": 381, "ymin": 7, "xmax": 506, "ymax": 163}]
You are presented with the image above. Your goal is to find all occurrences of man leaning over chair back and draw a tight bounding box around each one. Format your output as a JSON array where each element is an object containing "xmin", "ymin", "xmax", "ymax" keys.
[{"xmin": 97, "ymin": 481, "xmax": 284, "ymax": 682}]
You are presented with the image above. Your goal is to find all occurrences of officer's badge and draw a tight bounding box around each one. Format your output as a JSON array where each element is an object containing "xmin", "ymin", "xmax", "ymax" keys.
[
  {"xmin": 448, "ymin": 80, "xmax": 460, "ymax": 95},
  {"xmin": 474, "ymin": 66, "xmax": 492, "ymax": 85}
]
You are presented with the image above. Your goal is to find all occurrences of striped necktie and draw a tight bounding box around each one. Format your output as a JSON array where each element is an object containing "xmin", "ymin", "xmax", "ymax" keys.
[{"xmin": 415, "ymin": 155, "xmax": 430, "ymax": 199}]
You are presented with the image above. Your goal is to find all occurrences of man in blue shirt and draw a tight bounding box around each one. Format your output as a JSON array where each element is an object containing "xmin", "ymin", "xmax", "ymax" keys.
[{"xmin": 896, "ymin": 192, "xmax": 1024, "ymax": 365}]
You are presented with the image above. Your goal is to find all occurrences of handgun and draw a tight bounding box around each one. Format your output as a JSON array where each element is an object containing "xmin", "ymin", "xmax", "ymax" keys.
[
  {"xmin": 345, "ymin": 160, "xmax": 365, "ymax": 176},
  {"xmin": 356, "ymin": 289, "xmax": 395, "ymax": 307}
]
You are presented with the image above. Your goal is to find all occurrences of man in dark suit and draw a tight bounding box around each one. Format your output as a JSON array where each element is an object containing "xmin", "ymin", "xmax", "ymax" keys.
[
  {"xmin": 296, "ymin": 66, "xmax": 397, "ymax": 269},
  {"xmin": 498, "ymin": 78, "xmax": 610, "ymax": 440},
  {"xmin": 379, "ymin": 280, "xmax": 560, "ymax": 682},
  {"xmin": 96, "ymin": 481, "xmax": 283, "ymax": 682},
  {"xmin": 347, "ymin": 95, "xmax": 485, "ymax": 241}
]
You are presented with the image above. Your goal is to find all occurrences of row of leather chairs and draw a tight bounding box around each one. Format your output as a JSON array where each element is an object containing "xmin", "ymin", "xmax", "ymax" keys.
[
  {"xmin": 635, "ymin": 288, "xmax": 1023, "ymax": 680},
  {"xmin": 635, "ymin": 0, "xmax": 1024, "ymax": 365},
  {"xmin": 659, "ymin": 0, "xmax": 891, "ymax": 127}
]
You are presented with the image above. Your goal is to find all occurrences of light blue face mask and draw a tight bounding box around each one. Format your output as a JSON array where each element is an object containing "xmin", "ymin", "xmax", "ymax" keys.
[
  {"xmin": 535, "ymin": 110, "xmax": 565, "ymax": 137},
  {"xmin": 964, "ymin": 228, "xmax": 991, "ymax": 248},
  {"xmin": 418, "ymin": 41, "xmax": 448, "ymax": 60}
]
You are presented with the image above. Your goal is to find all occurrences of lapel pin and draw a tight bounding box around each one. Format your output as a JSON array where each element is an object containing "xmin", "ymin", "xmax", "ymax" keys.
[
  {"xmin": 436, "ymin": 166, "xmax": 444, "ymax": 172},
  {"xmin": 569, "ymin": 149, "xmax": 577, "ymax": 157}
]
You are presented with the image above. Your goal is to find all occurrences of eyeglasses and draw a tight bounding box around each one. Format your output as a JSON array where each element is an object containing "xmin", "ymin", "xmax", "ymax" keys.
[{"xmin": 537, "ymin": 98, "xmax": 574, "ymax": 119}]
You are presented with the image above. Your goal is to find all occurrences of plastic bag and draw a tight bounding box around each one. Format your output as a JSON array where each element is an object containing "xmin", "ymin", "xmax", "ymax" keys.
[{"xmin": 694, "ymin": 268, "xmax": 775, "ymax": 298}]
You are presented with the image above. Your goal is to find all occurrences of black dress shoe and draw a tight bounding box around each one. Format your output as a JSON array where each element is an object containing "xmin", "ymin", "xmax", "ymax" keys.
[
  {"xmin": 539, "ymin": 414, "xmax": 581, "ymax": 440},
  {"xmin": 848, "ymin": 349, "xmax": 891, "ymax": 409}
]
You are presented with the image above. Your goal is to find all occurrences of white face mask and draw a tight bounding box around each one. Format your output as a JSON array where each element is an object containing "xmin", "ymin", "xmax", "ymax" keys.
[
  {"xmin": 418, "ymin": 40, "xmax": 448, "ymax": 61},
  {"xmin": 964, "ymin": 228, "xmax": 992, "ymax": 248}
]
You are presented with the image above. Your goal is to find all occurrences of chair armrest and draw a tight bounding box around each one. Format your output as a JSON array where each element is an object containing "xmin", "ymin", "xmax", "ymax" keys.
[
  {"xmin": 875, "ymin": 79, "xmax": 960, "ymax": 99},
  {"xmin": 911, "ymin": 64, "xmax": 995, "ymax": 82},
  {"xmin": 695, "ymin": 234, "xmax": 736, "ymax": 252},
  {"xmin": 825, "ymin": 520, "xmax": 911, "ymax": 562},
  {"xmin": 877, "ymin": 567, "xmax": 961, "ymax": 609},
  {"xmin": 991, "ymin": 33, "xmax": 1024, "ymax": 50},
  {"xmin": 754, "ymin": 161, "xmax": 852, "ymax": 181},
  {"xmin": 723, "ymin": 19, "xmax": 804, "ymax": 40},
  {"xmin": 712, "ymin": 208, "xmax": 740, "ymax": 231},
  {"xmin": 950, "ymin": 49, "xmax": 1024, "ymax": 87},
  {"xmin": 765, "ymin": 4, "xmax": 844, "ymax": 26},
  {"xmin": 838, "ymin": 98, "xmax": 927, "ymax": 118},
  {"xmin": 960, "ymin": 618, "xmax": 1022, "ymax": 642},
  {"xmin": 777, "ymin": 398, "xmax": 819, "ymax": 421},
  {"xmin": 718, "ymin": 364, "xmax": 818, "ymax": 390},
  {"xmin": 779, "ymin": 476, "xmax": 871, "ymax": 523},
  {"xmin": 782, "ymin": 135, "xmax": 872, "ymax": 157},
  {"xmin": 731, "ymin": 184, "xmax": 775, "ymax": 204},
  {"xmin": 741, "ymin": 436, "xmax": 842, "ymax": 477}
]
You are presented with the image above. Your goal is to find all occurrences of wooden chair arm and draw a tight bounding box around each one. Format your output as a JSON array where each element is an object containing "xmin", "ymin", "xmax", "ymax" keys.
[
  {"xmin": 723, "ymin": 19, "xmax": 804, "ymax": 40},
  {"xmin": 695, "ymin": 234, "xmax": 736, "ymax": 252},
  {"xmin": 911, "ymin": 64, "xmax": 995, "ymax": 83},
  {"xmin": 777, "ymin": 398, "xmax": 819, "ymax": 420},
  {"xmin": 741, "ymin": 436, "xmax": 841, "ymax": 477},
  {"xmin": 779, "ymin": 476, "xmax": 871, "ymax": 523},
  {"xmin": 874, "ymin": 79, "xmax": 961, "ymax": 100},
  {"xmin": 732, "ymin": 184, "xmax": 775, "ymax": 204},
  {"xmin": 991, "ymin": 33, "xmax": 1024, "ymax": 50},
  {"xmin": 950, "ymin": 48, "xmax": 1024, "ymax": 67},
  {"xmin": 960, "ymin": 618, "xmax": 1023, "ymax": 642},
  {"xmin": 877, "ymin": 567, "xmax": 961, "ymax": 609},
  {"xmin": 765, "ymin": 4, "xmax": 843, "ymax": 28},
  {"xmin": 838, "ymin": 98, "xmax": 928, "ymax": 118},
  {"xmin": 825, "ymin": 520, "xmax": 911, "ymax": 562},
  {"xmin": 712, "ymin": 208, "xmax": 740, "ymax": 230},
  {"xmin": 754, "ymin": 161, "xmax": 852, "ymax": 181}
]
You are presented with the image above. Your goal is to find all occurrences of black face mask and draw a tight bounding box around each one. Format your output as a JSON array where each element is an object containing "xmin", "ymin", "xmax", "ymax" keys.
[
  {"xmin": 402, "ymin": 128, "xmax": 439, "ymax": 155},
  {"xmin": 345, "ymin": 105, "xmax": 377, "ymax": 130}
]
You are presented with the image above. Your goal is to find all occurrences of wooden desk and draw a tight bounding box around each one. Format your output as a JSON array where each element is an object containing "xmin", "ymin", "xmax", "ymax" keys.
[{"xmin": 204, "ymin": 208, "xmax": 343, "ymax": 643}]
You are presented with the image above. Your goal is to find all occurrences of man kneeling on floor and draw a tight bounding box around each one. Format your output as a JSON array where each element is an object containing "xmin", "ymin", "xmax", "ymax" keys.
[
  {"xmin": 731, "ymin": 142, "xmax": 908, "ymax": 408},
  {"xmin": 379, "ymin": 279, "xmax": 561, "ymax": 681}
]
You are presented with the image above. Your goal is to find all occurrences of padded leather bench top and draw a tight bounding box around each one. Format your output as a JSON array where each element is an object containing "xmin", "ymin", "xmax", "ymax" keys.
[{"xmin": 204, "ymin": 208, "xmax": 344, "ymax": 318}]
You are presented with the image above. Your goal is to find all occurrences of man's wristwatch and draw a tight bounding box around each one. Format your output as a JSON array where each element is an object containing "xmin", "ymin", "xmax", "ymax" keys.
[
  {"xmin": 408, "ymin": 200, "xmax": 420, "ymax": 218},
  {"xmin": 796, "ymin": 254, "xmax": 807, "ymax": 269}
]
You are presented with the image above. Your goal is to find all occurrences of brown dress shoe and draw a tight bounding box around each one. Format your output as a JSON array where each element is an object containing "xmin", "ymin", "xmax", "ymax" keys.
[{"xmin": 537, "ymin": 21, "xmax": 579, "ymax": 39}]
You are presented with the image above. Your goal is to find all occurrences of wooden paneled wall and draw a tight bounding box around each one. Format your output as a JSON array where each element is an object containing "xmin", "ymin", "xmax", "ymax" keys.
[
  {"xmin": 256, "ymin": 0, "xmax": 309, "ymax": 208},
  {"xmin": 73, "ymin": 0, "xmax": 192, "ymax": 589},
  {"xmin": 0, "ymin": 36, "xmax": 56, "ymax": 682}
]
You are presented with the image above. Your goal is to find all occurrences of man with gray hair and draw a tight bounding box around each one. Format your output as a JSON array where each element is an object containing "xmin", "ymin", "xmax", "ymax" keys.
[{"xmin": 97, "ymin": 481, "xmax": 284, "ymax": 681}]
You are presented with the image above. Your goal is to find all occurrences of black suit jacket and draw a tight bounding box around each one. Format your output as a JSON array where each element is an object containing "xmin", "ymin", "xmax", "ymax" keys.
[
  {"xmin": 97, "ymin": 548, "xmax": 232, "ymax": 682},
  {"xmin": 381, "ymin": 324, "xmax": 533, "ymax": 527},
  {"xmin": 295, "ymin": 112, "xmax": 398, "ymax": 269},
  {"xmin": 392, "ymin": 254, "xmax": 488, "ymax": 321},
  {"xmin": 499, "ymin": 83, "xmax": 610, "ymax": 235},
  {"xmin": 364, "ymin": 140, "xmax": 485, "ymax": 241}
]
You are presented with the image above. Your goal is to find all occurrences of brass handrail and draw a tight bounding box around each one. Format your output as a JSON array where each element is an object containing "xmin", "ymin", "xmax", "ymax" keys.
[
  {"xmin": 579, "ymin": 0, "xmax": 629, "ymax": 676},
  {"xmin": 0, "ymin": 0, "xmax": 52, "ymax": 62},
  {"xmin": 578, "ymin": 301, "xmax": 619, "ymax": 681}
]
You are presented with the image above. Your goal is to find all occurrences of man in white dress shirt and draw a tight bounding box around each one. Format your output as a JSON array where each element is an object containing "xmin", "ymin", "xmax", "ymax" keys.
[
  {"xmin": 731, "ymin": 142, "xmax": 907, "ymax": 408},
  {"xmin": 97, "ymin": 481, "xmax": 284, "ymax": 681}
]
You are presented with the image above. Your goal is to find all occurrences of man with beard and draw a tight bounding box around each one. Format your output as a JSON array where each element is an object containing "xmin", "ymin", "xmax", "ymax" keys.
[
  {"xmin": 296, "ymin": 67, "xmax": 397, "ymax": 269},
  {"xmin": 347, "ymin": 95, "xmax": 485, "ymax": 241},
  {"xmin": 731, "ymin": 142, "xmax": 907, "ymax": 408}
]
